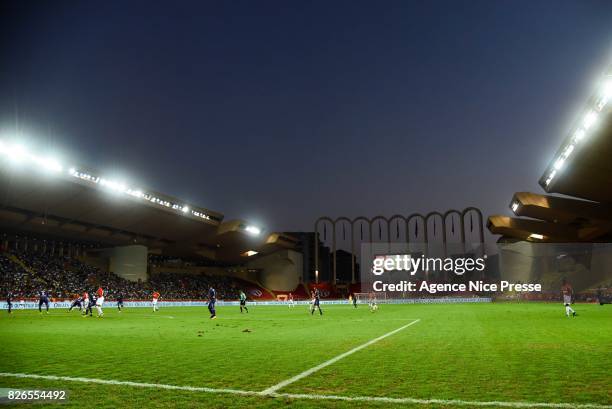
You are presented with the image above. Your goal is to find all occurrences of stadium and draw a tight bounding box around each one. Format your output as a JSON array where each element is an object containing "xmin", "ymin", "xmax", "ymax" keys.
[
  {"xmin": 1, "ymin": 3, "xmax": 612, "ymax": 409},
  {"xmin": 1, "ymin": 67, "xmax": 611, "ymax": 407}
]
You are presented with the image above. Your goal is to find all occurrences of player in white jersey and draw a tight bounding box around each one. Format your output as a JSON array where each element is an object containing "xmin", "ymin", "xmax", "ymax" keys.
[
  {"xmin": 369, "ymin": 292, "xmax": 378, "ymax": 312},
  {"xmin": 81, "ymin": 291, "xmax": 90, "ymax": 317},
  {"xmin": 288, "ymin": 292, "xmax": 295, "ymax": 308}
]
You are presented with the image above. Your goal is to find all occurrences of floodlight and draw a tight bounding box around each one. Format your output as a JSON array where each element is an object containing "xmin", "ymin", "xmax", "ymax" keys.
[
  {"xmin": 573, "ymin": 129, "xmax": 585, "ymax": 142},
  {"xmin": 545, "ymin": 170, "xmax": 557, "ymax": 186},
  {"xmin": 528, "ymin": 233, "xmax": 544, "ymax": 240},
  {"xmin": 34, "ymin": 156, "xmax": 62, "ymax": 172},
  {"xmin": 583, "ymin": 110, "xmax": 597, "ymax": 130},
  {"xmin": 245, "ymin": 225, "xmax": 261, "ymax": 235},
  {"xmin": 182, "ymin": 206, "xmax": 189, "ymax": 213},
  {"xmin": 4, "ymin": 143, "xmax": 28, "ymax": 162}
]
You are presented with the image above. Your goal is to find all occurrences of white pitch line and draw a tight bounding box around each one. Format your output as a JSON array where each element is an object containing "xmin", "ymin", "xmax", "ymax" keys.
[
  {"xmin": 259, "ymin": 319, "xmax": 421, "ymax": 394},
  {"xmin": 0, "ymin": 372, "xmax": 250, "ymax": 396},
  {"xmin": 268, "ymin": 391, "xmax": 612, "ymax": 409},
  {"xmin": 0, "ymin": 372, "xmax": 610, "ymax": 409}
]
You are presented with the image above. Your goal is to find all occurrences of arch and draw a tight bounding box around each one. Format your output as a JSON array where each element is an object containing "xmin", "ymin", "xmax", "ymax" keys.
[
  {"xmin": 425, "ymin": 211, "xmax": 446, "ymax": 244},
  {"xmin": 444, "ymin": 209, "xmax": 465, "ymax": 250},
  {"xmin": 462, "ymin": 207, "xmax": 485, "ymax": 256},
  {"xmin": 314, "ymin": 217, "xmax": 334, "ymax": 284},
  {"xmin": 406, "ymin": 213, "xmax": 427, "ymax": 243},
  {"xmin": 313, "ymin": 207, "xmax": 485, "ymax": 284},
  {"xmin": 388, "ymin": 214, "xmax": 407, "ymax": 240},
  {"xmin": 369, "ymin": 215, "xmax": 390, "ymax": 243},
  {"xmin": 333, "ymin": 217, "xmax": 353, "ymax": 284}
]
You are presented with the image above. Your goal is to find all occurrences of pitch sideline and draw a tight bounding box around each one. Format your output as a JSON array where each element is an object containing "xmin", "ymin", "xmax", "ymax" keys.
[{"xmin": 0, "ymin": 372, "xmax": 611, "ymax": 409}]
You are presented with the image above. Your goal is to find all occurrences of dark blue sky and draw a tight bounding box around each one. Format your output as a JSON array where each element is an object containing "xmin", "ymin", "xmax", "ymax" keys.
[{"xmin": 1, "ymin": 1, "xmax": 612, "ymax": 235}]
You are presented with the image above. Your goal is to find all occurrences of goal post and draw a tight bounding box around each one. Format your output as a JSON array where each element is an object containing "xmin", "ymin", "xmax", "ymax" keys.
[{"xmin": 354, "ymin": 292, "xmax": 388, "ymax": 304}]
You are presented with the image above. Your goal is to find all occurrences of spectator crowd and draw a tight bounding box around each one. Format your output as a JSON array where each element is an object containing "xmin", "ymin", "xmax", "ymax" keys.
[{"xmin": 1, "ymin": 250, "xmax": 246, "ymax": 301}]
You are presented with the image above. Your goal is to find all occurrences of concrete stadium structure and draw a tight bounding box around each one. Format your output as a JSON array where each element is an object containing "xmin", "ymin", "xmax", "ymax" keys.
[
  {"xmin": 0, "ymin": 146, "xmax": 302, "ymax": 291},
  {"xmin": 487, "ymin": 68, "xmax": 612, "ymax": 293}
]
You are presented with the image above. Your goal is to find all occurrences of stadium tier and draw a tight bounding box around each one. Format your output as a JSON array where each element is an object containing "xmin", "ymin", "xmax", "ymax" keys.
[{"xmin": 0, "ymin": 248, "xmax": 277, "ymax": 301}]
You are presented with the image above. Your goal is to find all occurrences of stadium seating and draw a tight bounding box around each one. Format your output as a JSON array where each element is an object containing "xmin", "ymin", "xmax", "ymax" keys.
[{"xmin": 0, "ymin": 249, "xmax": 271, "ymax": 301}]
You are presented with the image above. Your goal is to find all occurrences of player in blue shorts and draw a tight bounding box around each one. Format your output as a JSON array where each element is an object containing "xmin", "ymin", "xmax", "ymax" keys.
[
  {"xmin": 208, "ymin": 286, "xmax": 217, "ymax": 319},
  {"xmin": 116, "ymin": 294, "xmax": 124, "ymax": 311},
  {"xmin": 38, "ymin": 290, "xmax": 50, "ymax": 313},
  {"xmin": 68, "ymin": 294, "xmax": 83, "ymax": 312},
  {"xmin": 310, "ymin": 288, "xmax": 323, "ymax": 315},
  {"xmin": 6, "ymin": 291, "xmax": 13, "ymax": 314}
]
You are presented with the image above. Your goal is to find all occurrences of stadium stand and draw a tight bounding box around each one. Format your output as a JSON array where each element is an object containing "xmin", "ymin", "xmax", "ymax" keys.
[{"xmin": 0, "ymin": 247, "xmax": 273, "ymax": 301}]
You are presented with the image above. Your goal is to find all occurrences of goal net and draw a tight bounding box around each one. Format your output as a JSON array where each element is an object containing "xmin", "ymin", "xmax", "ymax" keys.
[{"xmin": 354, "ymin": 292, "xmax": 388, "ymax": 304}]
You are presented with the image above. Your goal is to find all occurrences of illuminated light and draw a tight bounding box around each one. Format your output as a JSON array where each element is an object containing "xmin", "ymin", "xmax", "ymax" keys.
[
  {"xmin": 99, "ymin": 178, "xmax": 128, "ymax": 193},
  {"xmin": 33, "ymin": 156, "xmax": 62, "ymax": 172},
  {"xmin": 245, "ymin": 225, "xmax": 261, "ymax": 235},
  {"xmin": 0, "ymin": 139, "xmax": 218, "ymax": 223},
  {"xmin": 192, "ymin": 210, "xmax": 211, "ymax": 220},
  {"xmin": 563, "ymin": 144, "xmax": 574, "ymax": 158},
  {"xmin": 573, "ymin": 128, "xmax": 586, "ymax": 142},
  {"xmin": 583, "ymin": 110, "xmax": 597, "ymax": 130},
  {"xmin": 243, "ymin": 250, "xmax": 258, "ymax": 257},
  {"xmin": 529, "ymin": 233, "xmax": 544, "ymax": 240},
  {"xmin": 2, "ymin": 143, "xmax": 29, "ymax": 162},
  {"xmin": 545, "ymin": 169, "xmax": 557, "ymax": 186},
  {"xmin": 127, "ymin": 189, "xmax": 144, "ymax": 199},
  {"xmin": 553, "ymin": 158, "xmax": 564, "ymax": 170},
  {"xmin": 511, "ymin": 202, "xmax": 519, "ymax": 213}
]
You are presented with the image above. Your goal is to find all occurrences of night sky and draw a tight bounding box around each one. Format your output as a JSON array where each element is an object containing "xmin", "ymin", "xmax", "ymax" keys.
[{"xmin": 1, "ymin": 1, "xmax": 612, "ymax": 236}]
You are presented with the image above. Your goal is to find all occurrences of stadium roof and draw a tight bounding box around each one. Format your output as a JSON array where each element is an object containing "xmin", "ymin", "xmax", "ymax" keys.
[
  {"xmin": 488, "ymin": 68, "xmax": 612, "ymax": 242},
  {"xmin": 0, "ymin": 144, "xmax": 296, "ymax": 261}
]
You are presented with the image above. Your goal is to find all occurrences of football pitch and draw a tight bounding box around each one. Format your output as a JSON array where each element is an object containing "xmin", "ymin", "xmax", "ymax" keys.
[{"xmin": 0, "ymin": 303, "xmax": 610, "ymax": 408}]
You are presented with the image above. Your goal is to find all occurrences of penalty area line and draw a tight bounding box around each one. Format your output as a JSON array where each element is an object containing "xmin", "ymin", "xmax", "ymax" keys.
[
  {"xmin": 260, "ymin": 318, "xmax": 421, "ymax": 394},
  {"xmin": 0, "ymin": 373, "xmax": 610, "ymax": 409}
]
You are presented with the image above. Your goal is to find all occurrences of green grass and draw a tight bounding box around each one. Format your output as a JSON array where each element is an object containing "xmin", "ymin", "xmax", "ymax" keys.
[{"xmin": 0, "ymin": 302, "xmax": 610, "ymax": 408}]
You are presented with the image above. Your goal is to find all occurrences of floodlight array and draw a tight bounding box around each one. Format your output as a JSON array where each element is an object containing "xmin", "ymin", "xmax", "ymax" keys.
[
  {"xmin": 0, "ymin": 140, "xmax": 211, "ymax": 221},
  {"xmin": 544, "ymin": 74, "xmax": 612, "ymax": 187},
  {"xmin": 244, "ymin": 225, "xmax": 261, "ymax": 236},
  {"xmin": 0, "ymin": 141, "xmax": 63, "ymax": 173}
]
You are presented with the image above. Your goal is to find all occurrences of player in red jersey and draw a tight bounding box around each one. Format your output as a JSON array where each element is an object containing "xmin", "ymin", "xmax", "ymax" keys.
[
  {"xmin": 95, "ymin": 287, "xmax": 104, "ymax": 317},
  {"xmin": 152, "ymin": 291, "xmax": 160, "ymax": 312},
  {"xmin": 561, "ymin": 279, "xmax": 577, "ymax": 317}
]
